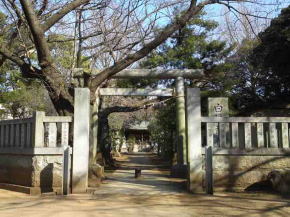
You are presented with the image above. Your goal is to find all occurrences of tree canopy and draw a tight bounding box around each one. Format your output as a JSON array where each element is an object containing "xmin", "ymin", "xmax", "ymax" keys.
[
  {"xmin": 251, "ymin": 5, "xmax": 290, "ymax": 108},
  {"xmin": 0, "ymin": 0, "xmax": 284, "ymax": 115}
]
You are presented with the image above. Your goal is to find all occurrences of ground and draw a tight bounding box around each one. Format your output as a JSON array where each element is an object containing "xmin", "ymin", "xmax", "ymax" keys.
[{"xmin": 0, "ymin": 153, "xmax": 290, "ymax": 216}]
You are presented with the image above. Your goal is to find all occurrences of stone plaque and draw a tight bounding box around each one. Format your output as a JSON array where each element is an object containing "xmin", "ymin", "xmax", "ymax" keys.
[{"xmin": 208, "ymin": 97, "xmax": 229, "ymax": 117}]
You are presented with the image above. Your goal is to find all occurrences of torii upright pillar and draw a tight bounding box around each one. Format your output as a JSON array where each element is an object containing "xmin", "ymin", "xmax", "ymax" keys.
[
  {"xmin": 170, "ymin": 77, "xmax": 188, "ymax": 178},
  {"xmin": 176, "ymin": 77, "xmax": 187, "ymax": 165}
]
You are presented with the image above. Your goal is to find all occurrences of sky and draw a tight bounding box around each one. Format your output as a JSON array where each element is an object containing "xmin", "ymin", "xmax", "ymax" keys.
[
  {"xmin": 201, "ymin": 0, "xmax": 290, "ymax": 42},
  {"xmin": 153, "ymin": 0, "xmax": 290, "ymax": 43}
]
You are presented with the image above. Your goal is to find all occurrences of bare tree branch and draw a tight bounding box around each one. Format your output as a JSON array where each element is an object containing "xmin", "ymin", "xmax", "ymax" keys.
[
  {"xmin": 89, "ymin": 0, "xmax": 210, "ymax": 91},
  {"xmin": 19, "ymin": 0, "xmax": 52, "ymax": 66},
  {"xmin": 41, "ymin": 0, "xmax": 91, "ymax": 32},
  {"xmin": 0, "ymin": 44, "xmax": 26, "ymax": 66}
]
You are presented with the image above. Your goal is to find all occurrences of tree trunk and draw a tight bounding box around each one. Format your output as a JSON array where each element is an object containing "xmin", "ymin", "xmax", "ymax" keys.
[{"xmin": 98, "ymin": 112, "xmax": 114, "ymax": 166}]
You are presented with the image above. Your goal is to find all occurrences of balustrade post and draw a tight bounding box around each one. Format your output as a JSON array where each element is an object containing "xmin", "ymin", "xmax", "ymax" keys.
[{"xmin": 32, "ymin": 111, "xmax": 45, "ymax": 147}]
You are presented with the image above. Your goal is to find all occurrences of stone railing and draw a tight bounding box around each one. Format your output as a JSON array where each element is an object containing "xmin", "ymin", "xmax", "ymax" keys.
[
  {"xmin": 185, "ymin": 89, "xmax": 290, "ymax": 193},
  {"xmin": 0, "ymin": 111, "xmax": 72, "ymax": 154},
  {"xmin": 200, "ymin": 116, "xmax": 290, "ymax": 193},
  {"xmin": 202, "ymin": 117, "xmax": 290, "ymax": 149},
  {"xmin": 0, "ymin": 117, "xmax": 33, "ymax": 148},
  {"xmin": 0, "ymin": 111, "xmax": 72, "ymax": 194}
]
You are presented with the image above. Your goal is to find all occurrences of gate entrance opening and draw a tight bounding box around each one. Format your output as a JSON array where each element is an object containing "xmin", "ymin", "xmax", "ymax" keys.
[{"xmin": 72, "ymin": 68, "xmax": 203, "ymax": 193}]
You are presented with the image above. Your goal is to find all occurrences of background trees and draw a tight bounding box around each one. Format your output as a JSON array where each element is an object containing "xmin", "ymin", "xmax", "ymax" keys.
[
  {"xmin": 1, "ymin": 0, "xmax": 289, "ymax": 163},
  {"xmin": 0, "ymin": 0, "xmax": 286, "ymax": 115},
  {"xmin": 225, "ymin": 4, "xmax": 290, "ymax": 115},
  {"xmin": 251, "ymin": 5, "xmax": 290, "ymax": 109},
  {"xmin": 140, "ymin": 14, "xmax": 235, "ymax": 159},
  {"xmin": 0, "ymin": 70, "xmax": 53, "ymax": 119},
  {"xmin": 148, "ymin": 100, "xmax": 176, "ymax": 159},
  {"xmin": 137, "ymin": 4, "xmax": 290, "ymax": 157}
]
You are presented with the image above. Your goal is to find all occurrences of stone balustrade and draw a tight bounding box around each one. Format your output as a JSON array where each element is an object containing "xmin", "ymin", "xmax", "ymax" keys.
[
  {"xmin": 202, "ymin": 117, "xmax": 290, "ymax": 149},
  {"xmin": 0, "ymin": 111, "xmax": 72, "ymax": 154},
  {"xmin": 0, "ymin": 117, "xmax": 33, "ymax": 148},
  {"xmin": 0, "ymin": 111, "xmax": 72, "ymax": 194},
  {"xmin": 201, "ymin": 116, "xmax": 290, "ymax": 192},
  {"xmin": 186, "ymin": 89, "xmax": 290, "ymax": 193}
]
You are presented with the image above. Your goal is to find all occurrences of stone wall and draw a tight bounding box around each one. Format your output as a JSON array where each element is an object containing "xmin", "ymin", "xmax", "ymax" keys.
[
  {"xmin": 0, "ymin": 155, "xmax": 33, "ymax": 186},
  {"xmin": 32, "ymin": 155, "xmax": 63, "ymax": 189},
  {"xmin": 0, "ymin": 153, "xmax": 65, "ymax": 194},
  {"xmin": 203, "ymin": 153, "xmax": 290, "ymax": 191}
]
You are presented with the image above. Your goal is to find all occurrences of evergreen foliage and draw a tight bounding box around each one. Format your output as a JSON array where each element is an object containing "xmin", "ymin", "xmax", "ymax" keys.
[
  {"xmin": 250, "ymin": 5, "xmax": 290, "ymax": 108},
  {"xmin": 142, "ymin": 15, "xmax": 235, "ymax": 157}
]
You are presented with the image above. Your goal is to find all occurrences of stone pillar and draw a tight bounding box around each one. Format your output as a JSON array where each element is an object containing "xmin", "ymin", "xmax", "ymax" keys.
[
  {"xmin": 72, "ymin": 88, "xmax": 90, "ymax": 193},
  {"xmin": 176, "ymin": 77, "xmax": 187, "ymax": 165},
  {"xmin": 32, "ymin": 111, "xmax": 45, "ymax": 147},
  {"xmin": 90, "ymin": 91, "xmax": 99, "ymax": 163},
  {"xmin": 62, "ymin": 146, "xmax": 71, "ymax": 195},
  {"xmin": 207, "ymin": 98, "xmax": 229, "ymax": 147},
  {"xmin": 186, "ymin": 88, "xmax": 203, "ymax": 192}
]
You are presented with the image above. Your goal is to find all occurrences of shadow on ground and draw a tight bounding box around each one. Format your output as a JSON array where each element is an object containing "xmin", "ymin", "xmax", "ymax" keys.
[
  {"xmin": 100, "ymin": 152, "xmax": 187, "ymax": 195},
  {"xmin": 1, "ymin": 153, "xmax": 290, "ymax": 216}
]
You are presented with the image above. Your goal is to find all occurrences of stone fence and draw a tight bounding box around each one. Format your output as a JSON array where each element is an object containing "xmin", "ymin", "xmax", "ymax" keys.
[
  {"xmin": 186, "ymin": 88, "xmax": 290, "ymax": 193},
  {"xmin": 202, "ymin": 117, "xmax": 290, "ymax": 149},
  {"xmin": 201, "ymin": 116, "xmax": 290, "ymax": 191},
  {"xmin": 0, "ymin": 111, "xmax": 72, "ymax": 195}
]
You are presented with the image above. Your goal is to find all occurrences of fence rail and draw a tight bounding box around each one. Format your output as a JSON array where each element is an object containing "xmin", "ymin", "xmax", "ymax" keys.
[
  {"xmin": 0, "ymin": 111, "xmax": 72, "ymax": 150},
  {"xmin": 0, "ymin": 118, "xmax": 33, "ymax": 148},
  {"xmin": 201, "ymin": 117, "xmax": 290, "ymax": 149}
]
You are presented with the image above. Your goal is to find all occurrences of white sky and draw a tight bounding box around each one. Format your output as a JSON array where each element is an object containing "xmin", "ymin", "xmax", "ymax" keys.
[{"xmin": 202, "ymin": 0, "xmax": 290, "ymax": 42}]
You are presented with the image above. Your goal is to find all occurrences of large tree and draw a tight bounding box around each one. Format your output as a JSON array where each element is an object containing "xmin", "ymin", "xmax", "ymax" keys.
[
  {"xmin": 0, "ymin": 0, "xmax": 286, "ymax": 115},
  {"xmin": 224, "ymin": 5, "xmax": 290, "ymax": 114},
  {"xmin": 252, "ymin": 5, "xmax": 290, "ymax": 106}
]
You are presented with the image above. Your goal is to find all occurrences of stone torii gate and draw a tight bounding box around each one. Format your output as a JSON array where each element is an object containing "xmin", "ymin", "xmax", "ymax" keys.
[{"xmin": 72, "ymin": 68, "xmax": 203, "ymax": 193}]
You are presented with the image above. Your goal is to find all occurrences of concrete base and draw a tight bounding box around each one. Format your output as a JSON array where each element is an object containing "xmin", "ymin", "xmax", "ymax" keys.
[
  {"xmin": 171, "ymin": 164, "xmax": 188, "ymax": 178},
  {"xmin": 89, "ymin": 164, "xmax": 105, "ymax": 179},
  {"xmin": 209, "ymin": 155, "xmax": 290, "ymax": 190},
  {"xmin": 0, "ymin": 183, "xmax": 62, "ymax": 195},
  {"xmin": 0, "ymin": 154, "xmax": 64, "ymax": 187}
]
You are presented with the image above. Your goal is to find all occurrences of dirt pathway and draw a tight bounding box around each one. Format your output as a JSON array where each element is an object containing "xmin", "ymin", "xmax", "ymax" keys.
[
  {"xmin": 0, "ymin": 153, "xmax": 290, "ymax": 216},
  {"xmin": 96, "ymin": 153, "xmax": 187, "ymax": 195}
]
